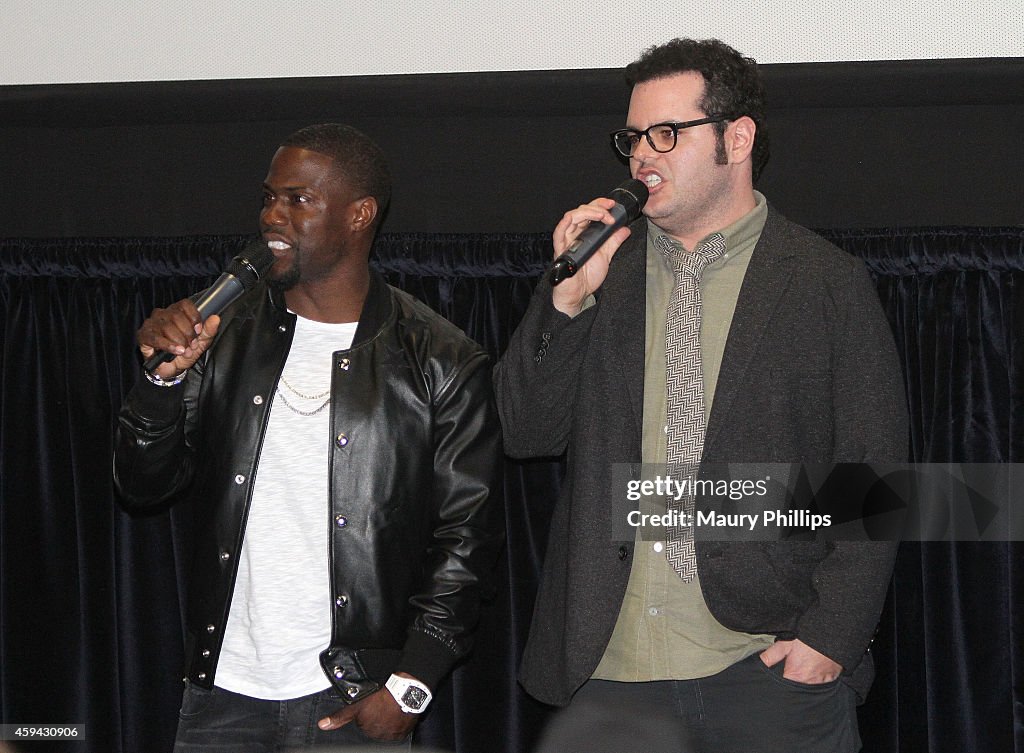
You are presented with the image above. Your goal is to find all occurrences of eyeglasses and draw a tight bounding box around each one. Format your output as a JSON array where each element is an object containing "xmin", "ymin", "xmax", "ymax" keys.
[{"xmin": 610, "ymin": 116, "xmax": 729, "ymax": 157}]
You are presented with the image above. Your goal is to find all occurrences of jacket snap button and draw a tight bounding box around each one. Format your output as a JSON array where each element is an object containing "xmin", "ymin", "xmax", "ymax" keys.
[
  {"xmin": 335, "ymin": 515, "xmax": 348, "ymax": 528},
  {"xmin": 198, "ymin": 672, "xmax": 206, "ymax": 681},
  {"xmin": 333, "ymin": 666, "xmax": 346, "ymax": 679},
  {"xmin": 206, "ymin": 624, "xmax": 216, "ymax": 633},
  {"xmin": 253, "ymin": 395, "xmax": 264, "ymax": 405},
  {"xmin": 336, "ymin": 433, "xmax": 349, "ymax": 448},
  {"xmin": 202, "ymin": 650, "xmax": 210, "ymax": 658},
  {"xmin": 618, "ymin": 546, "xmax": 629, "ymax": 561},
  {"xmin": 346, "ymin": 687, "xmax": 359, "ymax": 698},
  {"xmin": 234, "ymin": 474, "xmax": 245, "ymax": 484},
  {"xmin": 335, "ymin": 594, "xmax": 349, "ymax": 607},
  {"xmin": 220, "ymin": 551, "xmax": 230, "ymax": 561},
  {"xmin": 339, "ymin": 358, "xmax": 351, "ymax": 371}
]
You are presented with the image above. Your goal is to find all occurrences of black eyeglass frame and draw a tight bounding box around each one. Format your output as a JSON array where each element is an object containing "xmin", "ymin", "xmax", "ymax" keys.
[{"xmin": 610, "ymin": 115, "xmax": 730, "ymax": 157}]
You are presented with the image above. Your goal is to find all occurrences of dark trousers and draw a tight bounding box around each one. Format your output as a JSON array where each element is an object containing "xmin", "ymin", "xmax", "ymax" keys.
[
  {"xmin": 172, "ymin": 682, "xmax": 413, "ymax": 752},
  {"xmin": 538, "ymin": 654, "xmax": 861, "ymax": 753}
]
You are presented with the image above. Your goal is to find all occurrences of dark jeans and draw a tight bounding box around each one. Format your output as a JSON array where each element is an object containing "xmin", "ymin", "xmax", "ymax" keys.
[
  {"xmin": 172, "ymin": 682, "xmax": 413, "ymax": 752},
  {"xmin": 539, "ymin": 653, "xmax": 861, "ymax": 753}
]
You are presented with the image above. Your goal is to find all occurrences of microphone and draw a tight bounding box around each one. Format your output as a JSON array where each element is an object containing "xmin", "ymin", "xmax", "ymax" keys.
[
  {"xmin": 549, "ymin": 178, "xmax": 649, "ymax": 286},
  {"xmin": 143, "ymin": 240, "xmax": 275, "ymax": 372}
]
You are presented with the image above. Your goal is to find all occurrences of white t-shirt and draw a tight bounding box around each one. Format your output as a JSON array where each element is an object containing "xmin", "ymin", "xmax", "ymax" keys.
[{"xmin": 215, "ymin": 315, "xmax": 357, "ymax": 700}]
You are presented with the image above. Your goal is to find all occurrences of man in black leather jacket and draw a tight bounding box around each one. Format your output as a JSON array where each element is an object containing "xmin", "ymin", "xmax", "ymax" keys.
[{"xmin": 114, "ymin": 124, "xmax": 502, "ymax": 750}]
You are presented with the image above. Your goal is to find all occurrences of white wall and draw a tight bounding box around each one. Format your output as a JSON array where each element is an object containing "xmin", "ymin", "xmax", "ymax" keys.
[{"xmin": 4, "ymin": 0, "xmax": 1020, "ymax": 85}]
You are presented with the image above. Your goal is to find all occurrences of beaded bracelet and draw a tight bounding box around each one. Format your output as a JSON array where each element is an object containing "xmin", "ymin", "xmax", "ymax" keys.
[{"xmin": 144, "ymin": 368, "xmax": 188, "ymax": 387}]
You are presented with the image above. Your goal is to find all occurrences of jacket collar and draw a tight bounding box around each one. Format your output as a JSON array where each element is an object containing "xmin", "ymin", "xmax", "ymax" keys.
[
  {"xmin": 264, "ymin": 268, "xmax": 394, "ymax": 349},
  {"xmin": 704, "ymin": 205, "xmax": 799, "ymax": 454},
  {"xmin": 351, "ymin": 270, "xmax": 394, "ymax": 348},
  {"xmin": 603, "ymin": 217, "xmax": 649, "ymax": 444}
]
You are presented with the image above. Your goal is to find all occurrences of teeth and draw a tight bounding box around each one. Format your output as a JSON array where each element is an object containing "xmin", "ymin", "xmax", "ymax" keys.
[
  {"xmin": 644, "ymin": 175, "xmax": 662, "ymax": 187},
  {"xmin": 267, "ymin": 241, "xmax": 291, "ymax": 250}
]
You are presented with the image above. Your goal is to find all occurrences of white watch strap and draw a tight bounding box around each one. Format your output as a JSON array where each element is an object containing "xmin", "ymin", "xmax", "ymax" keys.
[{"xmin": 385, "ymin": 674, "xmax": 432, "ymax": 714}]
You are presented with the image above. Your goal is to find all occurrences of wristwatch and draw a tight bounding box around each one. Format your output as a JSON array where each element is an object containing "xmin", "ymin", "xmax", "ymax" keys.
[{"xmin": 385, "ymin": 674, "xmax": 432, "ymax": 714}]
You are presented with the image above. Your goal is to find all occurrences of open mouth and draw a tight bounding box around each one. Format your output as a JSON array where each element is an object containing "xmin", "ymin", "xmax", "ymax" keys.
[{"xmin": 263, "ymin": 237, "xmax": 293, "ymax": 257}]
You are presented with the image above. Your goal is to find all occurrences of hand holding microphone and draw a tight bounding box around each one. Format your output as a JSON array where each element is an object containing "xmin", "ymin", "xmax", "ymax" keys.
[
  {"xmin": 139, "ymin": 240, "xmax": 275, "ymax": 377},
  {"xmin": 548, "ymin": 179, "xmax": 649, "ymax": 315}
]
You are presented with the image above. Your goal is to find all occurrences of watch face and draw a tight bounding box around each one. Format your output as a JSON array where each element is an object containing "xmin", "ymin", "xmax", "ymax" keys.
[{"xmin": 402, "ymin": 686, "xmax": 428, "ymax": 709}]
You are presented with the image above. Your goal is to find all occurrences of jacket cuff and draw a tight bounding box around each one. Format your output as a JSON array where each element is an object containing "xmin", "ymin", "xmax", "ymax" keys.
[
  {"xmin": 795, "ymin": 609, "xmax": 866, "ymax": 672},
  {"xmin": 125, "ymin": 373, "xmax": 187, "ymax": 420},
  {"xmin": 397, "ymin": 629, "xmax": 461, "ymax": 691}
]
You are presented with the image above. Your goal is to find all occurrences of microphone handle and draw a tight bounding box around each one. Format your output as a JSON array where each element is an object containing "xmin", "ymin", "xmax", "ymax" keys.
[
  {"xmin": 142, "ymin": 348, "xmax": 175, "ymax": 373},
  {"xmin": 550, "ymin": 202, "xmax": 629, "ymax": 285},
  {"xmin": 194, "ymin": 274, "xmax": 246, "ymax": 318},
  {"xmin": 141, "ymin": 274, "xmax": 246, "ymax": 373}
]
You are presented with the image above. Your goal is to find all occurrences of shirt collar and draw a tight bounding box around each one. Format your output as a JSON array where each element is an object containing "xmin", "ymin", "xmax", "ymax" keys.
[{"xmin": 647, "ymin": 191, "xmax": 768, "ymax": 265}]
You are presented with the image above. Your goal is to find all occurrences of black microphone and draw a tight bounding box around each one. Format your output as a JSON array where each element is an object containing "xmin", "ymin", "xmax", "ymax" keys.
[
  {"xmin": 143, "ymin": 240, "xmax": 275, "ymax": 372},
  {"xmin": 549, "ymin": 178, "xmax": 649, "ymax": 286}
]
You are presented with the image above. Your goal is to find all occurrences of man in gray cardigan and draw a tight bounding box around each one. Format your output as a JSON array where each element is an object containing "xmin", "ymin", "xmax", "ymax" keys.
[{"xmin": 494, "ymin": 38, "xmax": 907, "ymax": 752}]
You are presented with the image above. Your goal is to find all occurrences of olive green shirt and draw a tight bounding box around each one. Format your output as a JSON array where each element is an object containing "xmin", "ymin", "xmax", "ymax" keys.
[{"xmin": 592, "ymin": 192, "xmax": 775, "ymax": 681}]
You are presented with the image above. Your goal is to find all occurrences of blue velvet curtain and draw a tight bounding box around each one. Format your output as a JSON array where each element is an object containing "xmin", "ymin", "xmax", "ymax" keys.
[{"xmin": 0, "ymin": 228, "xmax": 1021, "ymax": 753}]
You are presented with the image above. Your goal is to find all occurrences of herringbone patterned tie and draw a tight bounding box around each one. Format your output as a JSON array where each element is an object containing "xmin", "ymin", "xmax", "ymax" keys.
[{"xmin": 657, "ymin": 232, "xmax": 727, "ymax": 581}]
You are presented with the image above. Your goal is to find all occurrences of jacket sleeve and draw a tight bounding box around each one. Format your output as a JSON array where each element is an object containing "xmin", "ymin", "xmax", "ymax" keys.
[
  {"xmin": 493, "ymin": 276, "xmax": 598, "ymax": 459},
  {"xmin": 113, "ymin": 362, "xmax": 204, "ymax": 507},
  {"xmin": 795, "ymin": 258, "xmax": 908, "ymax": 672},
  {"xmin": 397, "ymin": 349, "xmax": 505, "ymax": 689}
]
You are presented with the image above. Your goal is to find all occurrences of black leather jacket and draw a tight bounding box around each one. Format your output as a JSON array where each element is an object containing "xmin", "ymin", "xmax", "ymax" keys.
[{"xmin": 114, "ymin": 271, "xmax": 503, "ymax": 700}]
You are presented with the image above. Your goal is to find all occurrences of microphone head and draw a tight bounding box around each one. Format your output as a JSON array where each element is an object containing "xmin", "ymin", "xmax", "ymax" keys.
[
  {"xmin": 226, "ymin": 240, "xmax": 276, "ymax": 290},
  {"xmin": 610, "ymin": 179, "xmax": 649, "ymax": 222}
]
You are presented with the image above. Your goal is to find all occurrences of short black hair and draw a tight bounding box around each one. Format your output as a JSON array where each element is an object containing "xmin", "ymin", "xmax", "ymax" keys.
[
  {"xmin": 625, "ymin": 38, "xmax": 769, "ymax": 181},
  {"xmin": 281, "ymin": 123, "xmax": 392, "ymax": 228}
]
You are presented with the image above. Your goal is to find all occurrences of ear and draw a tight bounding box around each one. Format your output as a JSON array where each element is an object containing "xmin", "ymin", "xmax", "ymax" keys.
[
  {"xmin": 726, "ymin": 115, "xmax": 756, "ymax": 165},
  {"xmin": 350, "ymin": 196, "xmax": 379, "ymax": 233}
]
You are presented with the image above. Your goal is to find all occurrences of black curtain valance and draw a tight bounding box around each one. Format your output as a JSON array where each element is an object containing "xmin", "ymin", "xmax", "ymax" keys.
[{"xmin": 5, "ymin": 226, "xmax": 1022, "ymax": 278}]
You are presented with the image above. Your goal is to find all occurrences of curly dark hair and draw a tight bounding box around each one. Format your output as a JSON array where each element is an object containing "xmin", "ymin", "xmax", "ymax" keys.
[
  {"xmin": 625, "ymin": 38, "xmax": 769, "ymax": 181},
  {"xmin": 281, "ymin": 123, "xmax": 392, "ymax": 228}
]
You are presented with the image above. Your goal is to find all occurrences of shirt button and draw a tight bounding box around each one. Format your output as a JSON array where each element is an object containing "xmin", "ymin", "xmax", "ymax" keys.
[
  {"xmin": 253, "ymin": 395, "xmax": 264, "ymax": 405},
  {"xmin": 653, "ymin": 542, "xmax": 664, "ymax": 553},
  {"xmin": 234, "ymin": 474, "xmax": 245, "ymax": 484},
  {"xmin": 336, "ymin": 433, "xmax": 349, "ymax": 448},
  {"xmin": 648, "ymin": 607, "xmax": 659, "ymax": 616}
]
